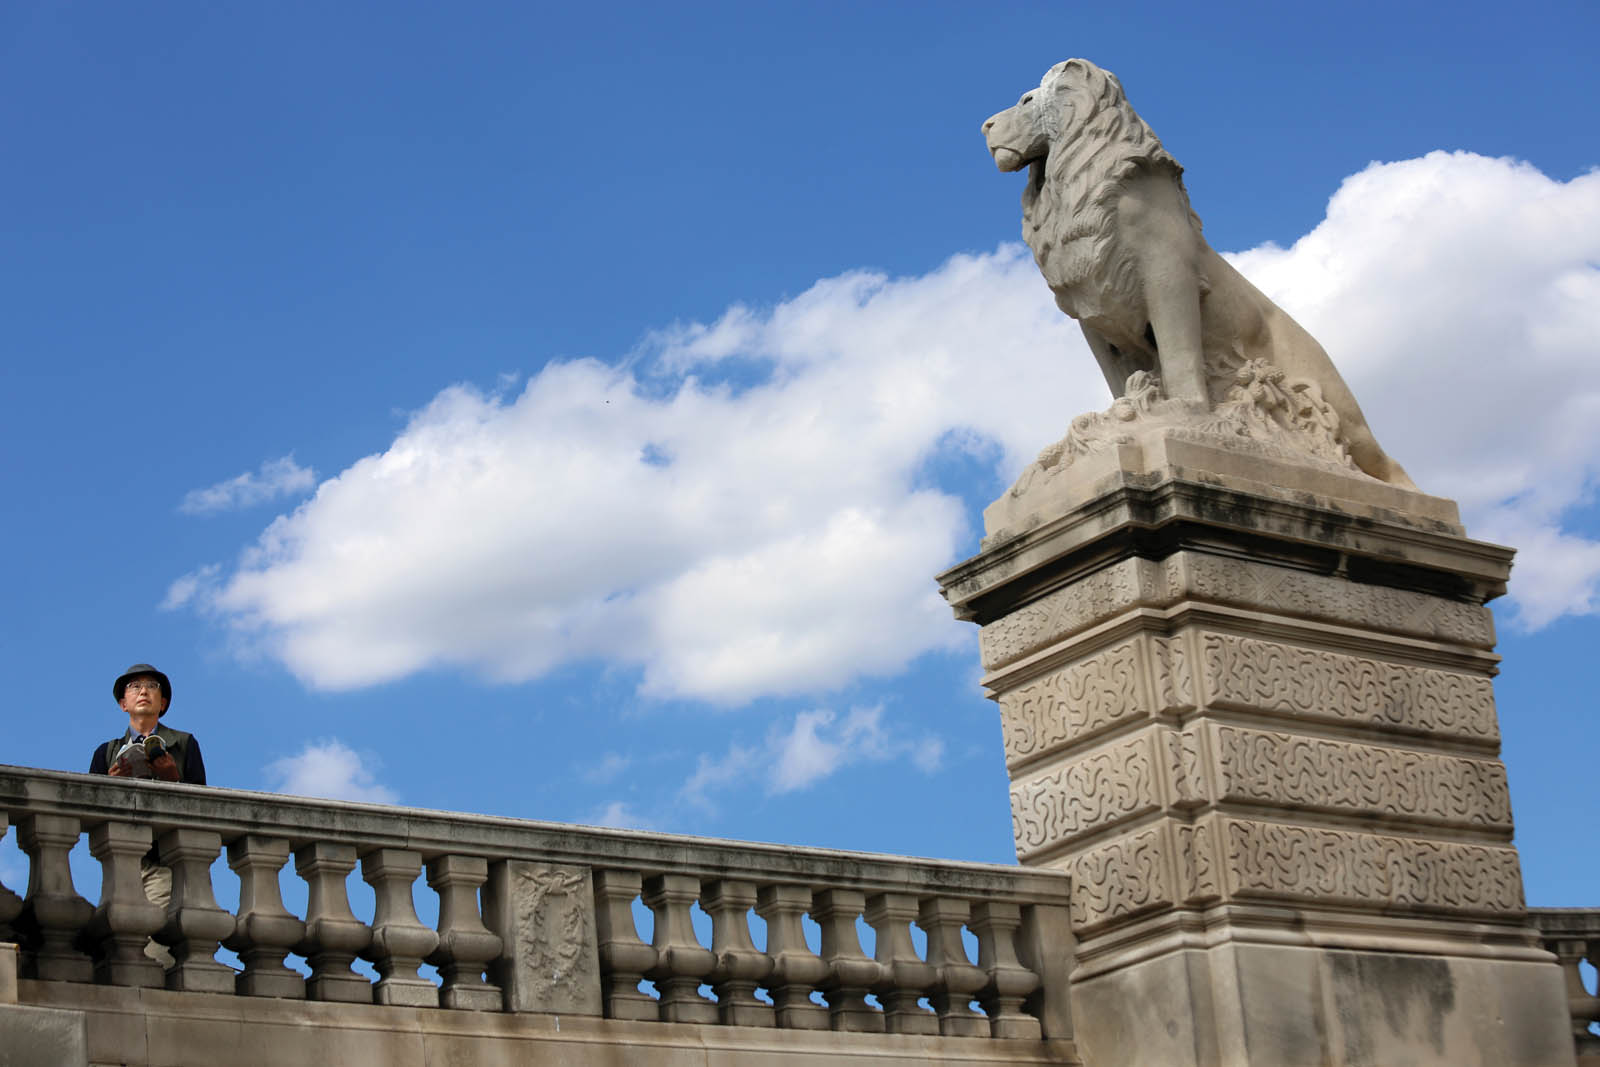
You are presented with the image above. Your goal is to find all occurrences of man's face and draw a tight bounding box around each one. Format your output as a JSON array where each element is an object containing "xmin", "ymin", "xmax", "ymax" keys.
[{"xmin": 119, "ymin": 676, "xmax": 168, "ymax": 720}]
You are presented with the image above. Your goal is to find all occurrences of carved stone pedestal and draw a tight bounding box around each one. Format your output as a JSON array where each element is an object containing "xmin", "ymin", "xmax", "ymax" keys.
[{"xmin": 940, "ymin": 433, "xmax": 1575, "ymax": 1067}]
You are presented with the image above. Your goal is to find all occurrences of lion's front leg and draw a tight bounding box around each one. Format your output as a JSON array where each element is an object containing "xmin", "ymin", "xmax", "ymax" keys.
[
  {"xmin": 1143, "ymin": 273, "xmax": 1208, "ymax": 403},
  {"xmin": 1118, "ymin": 173, "xmax": 1210, "ymax": 405}
]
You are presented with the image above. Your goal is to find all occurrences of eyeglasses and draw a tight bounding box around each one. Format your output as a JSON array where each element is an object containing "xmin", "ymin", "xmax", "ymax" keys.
[{"xmin": 124, "ymin": 682, "xmax": 163, "ymax": 695}]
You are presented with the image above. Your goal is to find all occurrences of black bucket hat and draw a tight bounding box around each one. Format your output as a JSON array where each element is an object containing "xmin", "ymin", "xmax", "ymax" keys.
[{"xmin": 113, "ymin": 663, "xmax": 172, "ymax": 716}]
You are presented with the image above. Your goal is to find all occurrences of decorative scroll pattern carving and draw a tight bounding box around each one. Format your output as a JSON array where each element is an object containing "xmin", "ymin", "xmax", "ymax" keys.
[
  {"xmin": 978, "ymin": 549, "xmax": 1491, "ymax": 674},
  {"xmin": 1210, "ymin": 725, "xmax": 1512, "ymax": 829},
  {"xmin": 1011, "ymin": 735, "xmax": 1160, "ymax": 858},
  {"xmin": 1163, "ymin": 727, "xmax": 1207, "ymax": 809},
  {"xmin": 512, "ymin": 864, "xmax": 596, "ymax": 1011},
  {"xmin": 1199, "ymin": 633, "xmax": 1499, "ymax": 741},
  {"xmin": 1174, "ymin": 553, "xmax": 1493, "ymax": 648},
  {"xmin": 1068, "ymin": 827, "xmax": 1171, "ymax": 930},
  {"xmin": 1149, "ymin": 633, "xmax": 1194, "ymax": 712},
  {"xmin": 1221, "ymin": 818, "xmax": 1525, "ymax": 916},
  {"xmin": 1174, "ymin": 822, "xmax": 1220, "ymax": 905},
  {"xmin": 980, "ymin": 558, "xmax": 1162, "ymax": 669},
  {"xmin": 999, "ymin": 640, "xmax": 1143, "ymax": 765}
]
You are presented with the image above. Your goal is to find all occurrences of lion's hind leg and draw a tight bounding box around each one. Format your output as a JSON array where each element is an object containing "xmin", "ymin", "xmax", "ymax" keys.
[{"xmin": 1343, "ymin": 421, "xmax": 1418, "ymax": 490}]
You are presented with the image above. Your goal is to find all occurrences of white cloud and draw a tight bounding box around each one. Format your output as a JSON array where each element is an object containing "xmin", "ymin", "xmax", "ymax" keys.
[
  {"xmin": 770, "ymin": 706, "xmax": 903, "ymax": 792},
  {"xmin": 161, "ymin": 563, "xmax": 220, "ymax": 610},
  {"xmin": 263, "ymin": 739, "xmax": 398, "ymax": 804},
  {"xmin": 583, "ymin": 800, "xmax": 658, "ymax": 831},
  {"xmin": 680, "ymin": 741, "xmax": 762, "ymax": 811},
  {"xmin": 173, "ymin": 153, "xmax": 1600, "ymax": 696},
  {"xmin": 173, "ymin": 247, "xmax": 1067, "ymax": 699},
  {"xmin": 1227, "ymin": 153, "xmax": 1600, "ymax": 627},
  {"xmin": 180, "ymin": 455, "xmax": 316, "ymax": 515},
  {"xmin": 683, "ymin": 705, "xmax": 944, "ymax": 807}
]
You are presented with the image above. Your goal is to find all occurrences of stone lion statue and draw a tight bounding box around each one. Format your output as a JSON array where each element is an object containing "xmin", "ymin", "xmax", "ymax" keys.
[{"xmin": 983, "ymin": 58, "xmax": 1414, "ymax": 488}]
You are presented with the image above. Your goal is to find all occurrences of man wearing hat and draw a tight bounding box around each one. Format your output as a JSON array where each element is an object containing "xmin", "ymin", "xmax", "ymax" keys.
[
  {"xmin": 89, "ymin": 663, "xmax": 207, "ymax": 968},
  {"xmin": 89, "ymin": 663, "xmax": 207, "ymax": 785}
]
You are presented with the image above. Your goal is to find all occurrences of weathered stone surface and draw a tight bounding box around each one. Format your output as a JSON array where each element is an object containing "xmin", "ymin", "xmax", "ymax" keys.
[
  {"xmin": 1196, "ymin": 631, "xmax": 1499, "ymax": 742},
  {"xmin": 225, "ymin": 836, "xmax": 305, "ymax": 999},
  {"xmin": 981, "ymin": 558, "xmax": 1166, "ymax": 670},
  {"xmin": 997, "ymin": 637, "xmax": 1151, "ymax": 762},
  {"xmin": 484, "ymin": 860, "xmax": 600, "ymax": 1016},
  {"xmin": 1172, "ymin": 551, "xmax": 1494, "ymax": 647},
  {"xmin": 1010, "ymin": 733, "xmax": 1163, "ymax": 859},
  {"xmin": 155, "ymin": 828, "xmax": 236, "ymax": 994},
  {"xmin": 1218, "ymin": 817, "xmax": 1524, "ymax": 914},
  {"xmin": 361, "ymin": 849, "xmax": 439, "ymax": 1008},
  {"xmin": 943, "ymin": 413, "xmax": 1567, "ymax": 1063},
  {"xmin": 425, "ymin": 855, "xmax": 502, "ymax": 1011},
  {"xmin": 1207, "ymin": 725, "xmax": 1513, "ymax": 828},
  {"xmin": 0, "ymin": 942, "xmax": 15, "ymax": 1005},
  {"xmin": 16, "ymin": 815, "xmax": 92, "ymax": 984},
  {"xmin": 1072, "ymin": 944, "xmax": 1574, "ymax": 1067},
  {"xmin": 18, "ymin": 979, "xmax": 1078, "ymax": 1066},
  {"xmin": 0, "ymin": 768, "xmax": 1065, "ymax": 912},
  {"xmin": 0, "ymin": 1000, "xmax": 88, "ymax": 1066},
  {"xmin": 1066, "ymin": 825, "xmax": 1173, "ymax": 931},
  {"xmin": 942, "ymin": 440, "xmax": 1496, "ymax": 607}
]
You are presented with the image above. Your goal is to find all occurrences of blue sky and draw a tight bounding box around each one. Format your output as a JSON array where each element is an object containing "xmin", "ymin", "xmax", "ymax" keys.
[{"xmin": 3, "ymin": 2, "xmax": 1597, "ymax": 908}]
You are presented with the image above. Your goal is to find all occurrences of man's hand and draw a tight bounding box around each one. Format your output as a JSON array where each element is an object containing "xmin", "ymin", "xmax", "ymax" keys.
[{"xmin": 150, "ymin": 752, "xmax": 180, "ymax": 782}]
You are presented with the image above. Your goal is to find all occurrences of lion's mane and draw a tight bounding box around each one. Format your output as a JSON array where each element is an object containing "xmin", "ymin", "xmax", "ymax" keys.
[{"xmin": 1022, "ymin": 59, "xmax": 1202, "ymax": 329}]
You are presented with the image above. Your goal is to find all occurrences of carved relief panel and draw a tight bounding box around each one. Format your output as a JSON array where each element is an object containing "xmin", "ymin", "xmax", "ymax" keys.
[
  {"xmin": 1197, "ymin": 632, "xmax": 1499, "ymax": 743},
  {"xmin": 1010, "ymin": 733, "xmax": 1164, "ymax": 860},
  {"xmin": 485, "ymin": 860, "xmax": 602, "ymax": 1015},
  {"xmin": 1219, "ymin": 817, "xmax": 1525, "ymax": 917}
]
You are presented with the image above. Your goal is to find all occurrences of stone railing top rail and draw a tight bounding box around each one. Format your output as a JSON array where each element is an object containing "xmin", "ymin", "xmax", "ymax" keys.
[
  {"xmin": 1528, "ymin": 908, "xmax": 1600, "ymax": 938},
  {"xmin": 0, "ymin": 764, "xmax": 1065, "ymax": 904}
]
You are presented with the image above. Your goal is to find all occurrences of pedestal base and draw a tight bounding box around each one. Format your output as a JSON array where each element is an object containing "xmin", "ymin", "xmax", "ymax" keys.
[
  {"xmin": 1073, "ymin": 938, "xmax": 1573, "ymax": 1067},
  {"xmin": 941, "ymin": 429, "xmax": 1577, "ymax": 1066}
]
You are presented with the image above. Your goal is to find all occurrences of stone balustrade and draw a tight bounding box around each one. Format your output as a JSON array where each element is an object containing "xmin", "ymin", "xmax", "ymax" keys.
[
  {"xmin": 0, "ymin": 764, "xmax": 1071, "ymax": 1045},
  {"xmin": 1529, "ymin": 908, "xmax": 1600, "ymax": 1063}
]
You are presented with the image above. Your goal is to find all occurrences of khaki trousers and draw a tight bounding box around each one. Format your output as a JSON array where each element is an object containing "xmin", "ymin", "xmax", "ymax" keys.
[{"xmin": 140, "ymin": 856, "xmax": 175, "ymax": 969}]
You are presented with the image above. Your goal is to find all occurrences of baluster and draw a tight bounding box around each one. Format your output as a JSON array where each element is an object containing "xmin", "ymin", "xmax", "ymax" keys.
[
  {"xmin": 757, "ymin": 885, "xmax": 829, "ymax": 1030},
  {"xmin": 918, "ymin": 897, "xmax": 988, "ymax": 1037},
  {"xmin": 703, "ymin": 879, "xmax": 773, "ymax": 1027},
  {"xmin": 1551, "ymin": 935, "xmax": 1600, "ymax": 1041},
  {"xmin": 85, "ymin": 822, "xmax": 165, "ymax": 988},
  {"xmin": 593, "ymin": 870, "xmax": 657, "ymax": 1020},
  {"xmin": 154, "ymin": 828, "xmax": 237, "ymax": 993},
  {"xmin": 812, "ymin": 888, "xmax": 884, "ymax": 1032},
  {"xmin": 294, "ymin": 842, "xmax": 372, "ymax": 1003},
  {"xmin": 642, "ymin": 873, "xmax": 716, "ymax": 1023},
  {"xmin": 971, "ymin": 901, "xmax": 1041, "ymax": 1039},
  {"xmin": 0, "ymin": 814, "xmax": 25, "ymax": 942},
  {"xmin": 224, "ymin": 835, "xmax": 305, "ymax": 998},
  {"xmin": 865, "ymin": 892, "xmax": 938, "ymax": 1034},
  {"xmin": 361, "ymin": 848, "xmax": 439, "ymax": 1007},
  {"xmin": 16, "ymin": 814, "xmax": 92, "ymax": 981},
  {"xmin": 426, "ymin": 855, "xmax": 502, "ymax": 1010}
]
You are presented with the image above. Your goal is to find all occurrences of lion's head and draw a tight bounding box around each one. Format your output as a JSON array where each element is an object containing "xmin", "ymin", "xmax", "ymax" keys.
[{"xmin": 983, "ymin": 59, "xmax": 1190, "ymax": 309}]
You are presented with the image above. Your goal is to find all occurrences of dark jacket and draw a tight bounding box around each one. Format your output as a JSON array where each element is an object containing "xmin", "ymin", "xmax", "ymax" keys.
[{"xmin": 89, "ymin": 726, "xmax": 207, "ymax": 785}]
